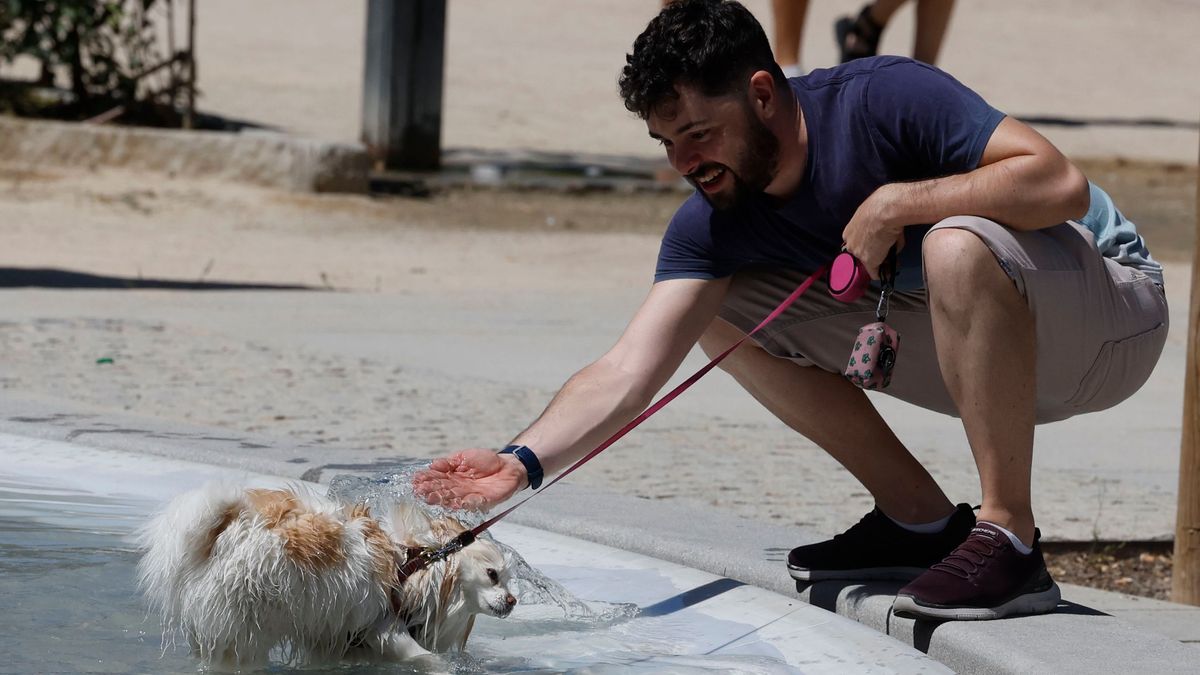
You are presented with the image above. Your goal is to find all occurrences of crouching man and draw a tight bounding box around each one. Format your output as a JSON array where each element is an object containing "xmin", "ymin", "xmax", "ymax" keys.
[{"xmin": 415, "ymin": 0, "xmax": 1166, "ymax": 620}]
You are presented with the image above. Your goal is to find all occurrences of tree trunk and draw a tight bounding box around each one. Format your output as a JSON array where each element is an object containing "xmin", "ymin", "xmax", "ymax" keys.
[{"xmin": 1171, "ymin": 123, "xmax": 1200, "ymax": 605}]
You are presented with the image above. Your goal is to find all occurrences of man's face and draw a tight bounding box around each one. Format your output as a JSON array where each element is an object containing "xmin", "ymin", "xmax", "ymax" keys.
[{"xmin": 646, "ymin": 84, "xmax": 780, "ymax": 210}]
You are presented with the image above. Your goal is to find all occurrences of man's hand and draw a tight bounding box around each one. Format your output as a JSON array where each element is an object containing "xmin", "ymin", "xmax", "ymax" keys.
[
  {"xmin": 842, "ymin": 184, "xmax": 906, "ymax": 280},
  {"xmin": 412, "ymin": 449, "xmax": 527, "ymax": 511}
]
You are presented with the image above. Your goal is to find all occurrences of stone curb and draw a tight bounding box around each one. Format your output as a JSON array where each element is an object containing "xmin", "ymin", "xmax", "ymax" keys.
[
  {"xmin": 0, "ymin": 116, "xmax": 369, "ymax": 193},
  {"xmin": 1, "ymin": 397, "xmax": 1197, "ymax": 674}
]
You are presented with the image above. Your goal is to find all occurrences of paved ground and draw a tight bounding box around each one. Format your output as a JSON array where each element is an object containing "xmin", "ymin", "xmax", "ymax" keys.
[{"xmin": 0, "ymin": 167, "xmax": 1191, "ymax": 541}]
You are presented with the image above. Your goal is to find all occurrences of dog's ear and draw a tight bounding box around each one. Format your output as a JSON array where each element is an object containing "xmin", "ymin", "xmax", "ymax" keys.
[
  {"xmin": 429, "ymin": 515, "xmax": 466, "ymax": 541},
  {"xmin": 438, "ymin": 555, "xmax": 460, "ymax": 616},
  {"xmin": 388, "ymin": 500, "xmax": 435, "ymax": 545}
]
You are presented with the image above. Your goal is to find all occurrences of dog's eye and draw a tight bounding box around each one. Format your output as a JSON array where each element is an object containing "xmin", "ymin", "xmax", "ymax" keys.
[{"xmin": 486, "ymin": 568, "xmax": 499, "ymax": 583}]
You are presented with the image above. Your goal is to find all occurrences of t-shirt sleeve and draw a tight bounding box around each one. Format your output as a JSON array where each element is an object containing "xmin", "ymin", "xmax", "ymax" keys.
[
  {"xmin": 864, "ymin": 60, "xmax": 1005, "ymax": 174},
  {"xmin": 654, "ymin": 194, "xmax": 722, "ymax": 282}
]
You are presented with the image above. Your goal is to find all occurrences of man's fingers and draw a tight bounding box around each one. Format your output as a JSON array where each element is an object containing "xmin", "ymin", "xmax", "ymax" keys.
[
  {"xmin": 413, "ymin": 481, "xmax": 489, "ymax": 510},
  {"xmin": 426, "ymin": 456, "xmax": 455, "ymax": 473},
  {"xmin": 416, "ymin": 486, "xmax": 443, "ymax": 504}
]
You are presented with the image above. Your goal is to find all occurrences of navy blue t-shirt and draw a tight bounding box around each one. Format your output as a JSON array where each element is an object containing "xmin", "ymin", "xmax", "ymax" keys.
[{"xmin": 655, "ymin": 56, "xmax": 1006, "ymax": 291}]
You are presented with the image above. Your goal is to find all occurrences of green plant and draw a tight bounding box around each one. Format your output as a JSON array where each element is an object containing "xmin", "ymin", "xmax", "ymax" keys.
[{"xmin": 0, "ymin": 0, "xmax": 161, "ymax": 104}]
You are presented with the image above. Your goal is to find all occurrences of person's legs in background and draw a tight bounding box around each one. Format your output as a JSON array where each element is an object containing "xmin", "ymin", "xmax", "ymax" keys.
[
  {"xmin": 837, "ymin": 0, "xmax": 956, "ymax": 66},
  {"xmin": 772, "ymin": 0, "xmax": 810, "ymax": 77},
  {"xmin": 912, "ymin": 0, "xmax": 955, "ymax": 65}
]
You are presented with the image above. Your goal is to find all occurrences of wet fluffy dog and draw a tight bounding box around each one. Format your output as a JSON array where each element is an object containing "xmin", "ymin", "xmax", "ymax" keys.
[{"xmin": 137, "ymin": 483, "xmax": 516, "ymax": 667}]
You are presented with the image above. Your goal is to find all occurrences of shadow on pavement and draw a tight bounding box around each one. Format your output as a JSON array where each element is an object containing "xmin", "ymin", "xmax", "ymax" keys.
[
  {"xmin": 1017, "ymin": 115, "xmax": 1200, "ymax": 130},
  {"xmin": 640, "ymin": 578, "xmax": 746, "ymax": 617},
  {"xmin": 0, "ymin": 267, "xmax": 316, "ymax": 290}
]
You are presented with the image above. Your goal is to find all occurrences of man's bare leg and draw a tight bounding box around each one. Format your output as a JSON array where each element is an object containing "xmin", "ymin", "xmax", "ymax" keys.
[
  {"xmin": 771, "ymin": 0, "xmax": 810, "ymax": 75},
  {"xmin": 912, "ymin": 0, "xmax": 955, "ymax": 66},
  {"xmin": 924, "ymin": 227, "xmax": 1036, "ymax": 545},
  {"xmin": 856, "ymin": 0, "xmax": 955, "ymax": 66},
  {"xmin": 700, "ymin": 319, "xmax": 954, "ymax": 524}
]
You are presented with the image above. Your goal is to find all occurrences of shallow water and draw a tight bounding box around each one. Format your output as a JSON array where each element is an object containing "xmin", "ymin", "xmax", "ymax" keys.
[
  {"xmin": 0, "ymin": 466, "xmax": 800, "ymax": 674},
  {"xmin": 0, "ymin": 475, "xmax": 195, "ymax": 674}
]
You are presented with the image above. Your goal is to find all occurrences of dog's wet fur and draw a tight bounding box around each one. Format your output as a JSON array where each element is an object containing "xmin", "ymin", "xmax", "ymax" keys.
[{"xmin": 138, "ymin": 483, "xmax": 516, "ymax": 667}]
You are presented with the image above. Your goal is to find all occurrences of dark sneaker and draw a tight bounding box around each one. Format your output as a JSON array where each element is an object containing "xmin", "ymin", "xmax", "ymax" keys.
[
  {"xmin": 892, "ymin": 522, "xmax": 1061, "ymax": 620},
  {"xmin": 787, "ymin": 504, "xmax": 976, "ymax": 581}
]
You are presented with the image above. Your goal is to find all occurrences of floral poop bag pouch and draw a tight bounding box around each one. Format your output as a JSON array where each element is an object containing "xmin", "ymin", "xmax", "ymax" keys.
[{"xmin": 830, "ymin": 251, "xmax": 900, "ymax": 390}]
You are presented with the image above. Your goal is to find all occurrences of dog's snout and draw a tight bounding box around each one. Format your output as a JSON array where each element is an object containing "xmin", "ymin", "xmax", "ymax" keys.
[{"xmin": 505, "ymin": 593, "xmax": 517, "ymax": 607}]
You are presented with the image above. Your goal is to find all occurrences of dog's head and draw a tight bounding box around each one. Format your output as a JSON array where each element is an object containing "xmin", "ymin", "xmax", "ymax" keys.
[
  {"xmin": 453, "ymin": 537, "xmax": 517, "ymax": 619},
  {"xmin": 385, "ymin": 501, "xmax": 518, "ymax": 651}
]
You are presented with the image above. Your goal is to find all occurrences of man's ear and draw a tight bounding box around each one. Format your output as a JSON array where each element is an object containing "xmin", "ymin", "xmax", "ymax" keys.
[{"xmin": 747, "ymin": 70, "xmax": 779, "ymax": 118}]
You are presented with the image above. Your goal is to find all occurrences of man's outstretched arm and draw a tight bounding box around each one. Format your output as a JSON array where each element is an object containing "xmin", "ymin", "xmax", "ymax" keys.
[{"xmin": 413, "ymin": 276, "xmax": 730, "ymax": 509}]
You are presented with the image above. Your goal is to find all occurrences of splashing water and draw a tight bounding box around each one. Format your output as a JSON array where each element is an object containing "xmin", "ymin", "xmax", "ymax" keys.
[{"xmin": 326, "ymin": 464, "xmax": 639, "ymax": 626}]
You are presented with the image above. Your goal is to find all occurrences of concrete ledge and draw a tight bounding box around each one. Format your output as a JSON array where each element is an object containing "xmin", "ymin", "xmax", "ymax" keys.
[
  {"xmin": 3, "ymin": 396, "xmax": 1198, "ymax": 674},
  {"xmin": 1057, "ymin": 582, "xmax": 1200, "ymax": 645},
  {"xmin": 797, "ymin": 581, "xmax": 1197, "ymax": 674},
  {"xmin": 0, "ymin": 116, "xmax": 369, "ymax": 193}
]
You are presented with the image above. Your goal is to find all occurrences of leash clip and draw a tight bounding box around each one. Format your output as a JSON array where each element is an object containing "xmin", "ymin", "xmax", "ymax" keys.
[
  {"xmin": 874, "ymin": 250, "xmax": 898, "ymax": 321},
  {"xmin": 430, "ymin": 530, "xmax": 476, "ymax": 561},
  {"xmin": 398, "ymin": 530, "xmax": 478, "ymax": 584},
  {"xmin": 876, "ymin": 282, "xmax": 893, "ymax": 321}
]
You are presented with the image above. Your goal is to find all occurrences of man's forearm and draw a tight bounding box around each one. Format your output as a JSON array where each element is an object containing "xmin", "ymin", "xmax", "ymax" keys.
[
  {"xmin": 884, "ymin": 154, "xmax": 1090, "ymax": 233},
  {"xmin": 509, "ymin": 357, "xmax": 652, "ymax": 476}
]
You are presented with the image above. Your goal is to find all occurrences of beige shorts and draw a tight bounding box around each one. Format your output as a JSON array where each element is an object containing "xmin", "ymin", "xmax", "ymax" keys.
[{"xmin": 717, "ymin": 216, "xmax": 1169, "ymax": 423}]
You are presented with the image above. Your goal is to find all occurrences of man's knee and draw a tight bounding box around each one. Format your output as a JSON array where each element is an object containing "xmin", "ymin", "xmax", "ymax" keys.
[
  {"xmin": 924, "ymin": 223, "xmax": 1027, "ymax": 325},
  {"xmin": 924, "ymin": 224, "xmax": 994, "ymax": 284},
  {"xmin": 925, "ymin": 225, "xmax": 1015, "ymax": 301}
]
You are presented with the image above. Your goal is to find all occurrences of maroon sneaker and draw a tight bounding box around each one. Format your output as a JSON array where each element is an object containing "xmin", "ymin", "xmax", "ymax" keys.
[
  {"xmin": 892, "ymin": 522, "xmax": 1061, "ymax": 620},
  {"xmin": 787, "ymin": 504, "xmax": 975, "ymax": 581}
]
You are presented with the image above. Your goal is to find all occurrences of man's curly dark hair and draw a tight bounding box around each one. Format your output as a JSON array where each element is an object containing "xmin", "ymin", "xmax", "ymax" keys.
[{"xmin": 619, "ymin": 0, "xmax": 786, "ymax": 120}]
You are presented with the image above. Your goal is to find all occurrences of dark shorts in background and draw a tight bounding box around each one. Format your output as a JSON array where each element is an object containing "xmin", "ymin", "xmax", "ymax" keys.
[{"xmin": 717, "ymin": 216, "xmax": 1168, "ymax": 423}]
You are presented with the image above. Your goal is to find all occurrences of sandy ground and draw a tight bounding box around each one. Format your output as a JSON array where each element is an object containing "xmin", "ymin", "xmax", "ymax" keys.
[{"xmin": 4, "ymin": 0, "xmax": 1196, "ymax": 163}]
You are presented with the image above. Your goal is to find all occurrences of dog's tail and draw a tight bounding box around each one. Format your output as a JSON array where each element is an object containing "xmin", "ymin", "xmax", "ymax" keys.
[{"xmin": 135, "ymin": 482, "xmax": 249, "ymax": 625}]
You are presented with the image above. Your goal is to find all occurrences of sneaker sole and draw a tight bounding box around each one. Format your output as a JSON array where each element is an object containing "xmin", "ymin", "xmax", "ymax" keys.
[
  {"xmin": 891, "ymin": 582, "xmax": 1062, "ymax": 620},
  {"xmin": 788, "ymin": 564, "xmax": 928, "ymax": 582}
]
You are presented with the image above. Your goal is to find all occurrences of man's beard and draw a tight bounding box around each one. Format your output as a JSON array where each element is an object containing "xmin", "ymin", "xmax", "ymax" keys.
[{"xmin": 690, "ymin": 107, "xmax": 780, "ymax": 211}]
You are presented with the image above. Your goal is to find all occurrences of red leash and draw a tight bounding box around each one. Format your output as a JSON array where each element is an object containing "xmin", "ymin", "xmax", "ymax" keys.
[
  {"xmin": 404, "ymin": 265, "xmax": 829, "ymax": 578},
  {"xmin": 472, "ymin": 264, "xmax": 829, "ymax": 534}
]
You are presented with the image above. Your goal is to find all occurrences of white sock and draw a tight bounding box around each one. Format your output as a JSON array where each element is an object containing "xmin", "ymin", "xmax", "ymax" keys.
[
  {"xmin": 986, "ymin": 522, "xmax": 1033, "ymax": 554},
  {"xmin": 780, "ymin": 63, "xmax": 803, "ymax": 79},
  {"xmin": 886, "ymin": 511, "xmax": 953, "ymax": 534}
]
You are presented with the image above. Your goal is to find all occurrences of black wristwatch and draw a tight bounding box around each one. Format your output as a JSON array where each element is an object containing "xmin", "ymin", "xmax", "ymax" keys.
[{"xmin": 498, "ymin": 444, "xmax": 544, "ymax": 490}]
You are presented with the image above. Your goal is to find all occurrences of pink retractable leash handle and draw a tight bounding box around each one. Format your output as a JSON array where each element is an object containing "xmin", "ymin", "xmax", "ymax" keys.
[
  {"xmin": 828, "ymin": 251, "xmax": 870, "ymax": 302},
  {"xmin": 827, "ymin": 248, "xmax": 898, "ymax": 303}
]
